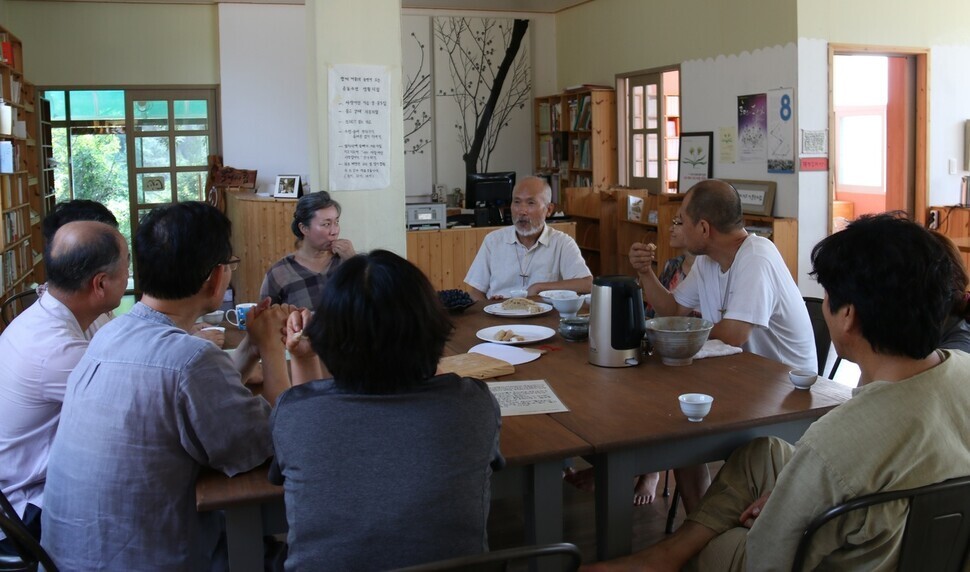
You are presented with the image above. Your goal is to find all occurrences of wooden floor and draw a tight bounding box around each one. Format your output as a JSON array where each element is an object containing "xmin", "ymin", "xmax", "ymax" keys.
[{"xmin": 486, "ymin": 465, "xmax": 693, "ymax": 568}]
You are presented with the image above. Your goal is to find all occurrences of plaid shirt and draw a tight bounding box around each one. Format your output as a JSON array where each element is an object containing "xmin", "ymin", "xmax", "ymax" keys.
[{"xmin": 259, "ymin": 254, "xmax": 342, "ymax": 310}]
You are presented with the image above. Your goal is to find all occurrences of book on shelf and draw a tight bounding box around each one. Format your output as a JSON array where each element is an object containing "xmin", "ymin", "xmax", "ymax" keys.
[
  {"xmin": 568, "ymin": 99, "xmax": 579, "ymax": 131},
  {"xmin": 0, "ymin": 34, "xmax": 13, "ymax": 68},
  {"xmin": 0, "ymin": 105, "xmax": 11, "ymax": 135},
  {"xmin": 551, "ymin": 102, "xmax": 561, "ymax": 131},
  {"xmin": 577, "ymin": 95, "xmax": 592, "ymax": 130},
  {"xmin": 538, "ymin": 102, "xmax": 551, "ymax": 132}
]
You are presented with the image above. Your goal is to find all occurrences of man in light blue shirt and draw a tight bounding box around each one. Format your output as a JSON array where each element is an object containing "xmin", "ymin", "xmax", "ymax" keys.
[{"xmin": 41, "ymin": 202, "xmax": 292, "ymax": 571}]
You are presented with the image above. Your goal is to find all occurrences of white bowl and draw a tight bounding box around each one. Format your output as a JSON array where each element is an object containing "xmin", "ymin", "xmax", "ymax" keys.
[
  {"xmin": 201, "ymin": 310, "xmax": 225, "ymax": 325},
  {"xmin": 789, "ymin": 370, "xmax": 818, "ymax": 390},
  {"xmin": 539, "ymin": 290, "xmax": 585, "ymax": 317},
  {"xmin": 679, "ymin": 393, "xmax": 714, "ymax": 422}
]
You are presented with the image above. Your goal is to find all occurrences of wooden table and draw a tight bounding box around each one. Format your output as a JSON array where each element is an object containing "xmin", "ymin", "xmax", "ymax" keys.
[
  {"xmin": 196, "ymin": 320, "xmax": 592, "ymax": 571},
  {"xmin": 198, "ymin": 303, "xmax": 850, "ymax": 567},
  {"xmin": 446, "ymin": 304, "xmax": 851, "ymax": 560}
]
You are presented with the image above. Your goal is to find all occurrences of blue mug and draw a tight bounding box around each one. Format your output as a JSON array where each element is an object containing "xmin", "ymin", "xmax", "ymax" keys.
[{"xmin": 227, "ymin": 303, "xmax": 257, "ymax": 330}]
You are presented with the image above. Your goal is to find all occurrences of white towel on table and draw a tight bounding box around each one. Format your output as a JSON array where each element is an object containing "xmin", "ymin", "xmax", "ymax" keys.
[{"xmin": 693, "ymin": 339, "xmax": 743, "ymax": 360}]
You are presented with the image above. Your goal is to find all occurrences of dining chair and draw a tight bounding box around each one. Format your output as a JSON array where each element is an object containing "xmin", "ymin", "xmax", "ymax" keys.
[
  {"xmin": 0, "ymin": 290, "xmax": 39, "ymax": 328},
  {"xmin": 791, "ymin": 475, "xmax": 970, "ymax": 572},
  {"xmin": 390, "ymin": 542, "xmax": 582, "ymax": 572},
  {"xmin": 0, "ymin": 490, "xmax": 58, "ymax": 572},
  {"xmin": 803, "ymin": 297, "xmax": 842, "ymax": 378}
]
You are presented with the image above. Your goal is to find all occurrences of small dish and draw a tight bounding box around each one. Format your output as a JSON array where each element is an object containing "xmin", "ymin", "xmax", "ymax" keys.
[
  {"xmin": 476, "ymin": 324, "xmax": 556, "ymax": 345},
  {"xmin": 201, "ymin": 310, "xmax": 225, "ymax": 325},
  {"xmin": 678, "ymin": 393, "xmax": 714, "ymax": 422},
  {"xmin": 789, "ymin": 370, "xmax": 818, "ymax": 390},
  {"xmin": 483, "ymin": 302, "xmax": 552, "ymax": 317}
]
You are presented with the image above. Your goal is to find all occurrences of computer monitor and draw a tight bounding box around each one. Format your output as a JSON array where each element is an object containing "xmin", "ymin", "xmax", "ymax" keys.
[{"xmin": 465, "ymin": 172, "xmax": 516, "ymax": 210}]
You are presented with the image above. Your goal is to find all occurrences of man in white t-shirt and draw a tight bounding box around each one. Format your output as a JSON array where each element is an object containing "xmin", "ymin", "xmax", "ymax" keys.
[
  {"xmin": 628, "ymin": 179, "xmax": 816, "ymax": 511},
  {"xmin": 464, "ymin": 176, "xmax": 592, "ymax": 301},
  {"xmin": 0, "ymin": 220, "xmax": 129, "ymax": 555}
]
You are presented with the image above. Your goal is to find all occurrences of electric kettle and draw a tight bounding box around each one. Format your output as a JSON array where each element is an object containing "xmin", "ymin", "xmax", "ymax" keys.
[{"xmin": 588, "ymin": 275, "xmax": 646, "ymax": 367}]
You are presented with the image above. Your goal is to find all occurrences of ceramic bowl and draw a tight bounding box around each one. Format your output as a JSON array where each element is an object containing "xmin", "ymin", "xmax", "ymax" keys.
[
  {"xmin": 539, "ymin": 290, "xmax": 584, "ymax": 317},
  {"xmin": 644, "ymin": 316, "xmax": 714, "ymax": 366},
  {"xmin": 201, "ymin": 310, "xmax": 225, "ymax": 325},
  {"xmin": 679, "ymin": 393, "xmax": 714, "ymax": 422},
  {"xmin": 789, "ymin": 370, "xmax": 818, "ymax": 390},
  {"xmin": 558, "ymin": 315, "xmax": 590, "ymax": 341}
]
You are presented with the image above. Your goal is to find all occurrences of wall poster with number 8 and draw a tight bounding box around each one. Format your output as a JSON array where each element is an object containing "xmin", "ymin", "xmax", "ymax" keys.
[{"xmin": 767, "ymin": 88, "xmax": 794, "ymax": 173}]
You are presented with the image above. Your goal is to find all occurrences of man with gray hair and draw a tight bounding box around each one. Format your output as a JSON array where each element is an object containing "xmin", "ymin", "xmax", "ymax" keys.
[
  {"xmin": 0, "ymin": 220, "xmax": 129, "ymax": 554},
  {"xmin": 464, "ymin": 175, "xmax": 592, "ymax": 300}
]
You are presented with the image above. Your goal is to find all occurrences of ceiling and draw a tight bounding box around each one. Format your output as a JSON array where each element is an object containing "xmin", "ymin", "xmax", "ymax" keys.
[{"xmin": 34, "ymin": 0, "xmax": 590, "ymax": 13}]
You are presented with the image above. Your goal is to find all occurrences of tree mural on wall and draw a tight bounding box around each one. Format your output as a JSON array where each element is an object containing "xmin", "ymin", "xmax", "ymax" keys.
[
  {"xmin": 434, "ymin": 17, "xmax": 531, "ymax": 174},
  {"xmin": 403, "ymin": 31, "xmax": 432, "ymax": 156}
]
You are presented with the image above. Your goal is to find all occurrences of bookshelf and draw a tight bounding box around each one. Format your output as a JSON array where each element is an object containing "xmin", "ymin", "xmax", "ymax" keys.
[
  {"xmin": 560, "ymin": 186, "xmax": 617, "ymax": 276},
  {"xmin": 0, "ymin": 24, "xmax": 42, "ymax": 328},
  {"xmin": 534, "ymin": 87, "xmax": 617, "ymax": 207}
]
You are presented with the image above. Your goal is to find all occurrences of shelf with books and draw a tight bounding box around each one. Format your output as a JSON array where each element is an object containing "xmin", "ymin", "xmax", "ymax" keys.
[{"xmin": 0, "ymin": 24, "xmax": 41, "ymax": 321}]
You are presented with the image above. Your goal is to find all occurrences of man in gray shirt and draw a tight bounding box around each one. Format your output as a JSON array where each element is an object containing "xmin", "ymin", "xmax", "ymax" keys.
[{"xmin": 41, "ymin": 202, "xmax": 292, "ymax": 570}]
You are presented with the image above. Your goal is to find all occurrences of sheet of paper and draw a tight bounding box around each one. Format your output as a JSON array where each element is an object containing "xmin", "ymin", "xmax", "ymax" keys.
[{"xmin": 486, "ymin": 379, "xmax": 569, "ymax": 417}]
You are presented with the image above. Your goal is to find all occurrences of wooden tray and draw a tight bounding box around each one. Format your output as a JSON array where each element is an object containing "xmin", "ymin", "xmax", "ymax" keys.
[{"xmin": 439, "ymin": 352, "xmax": 514, "ymax": 380}]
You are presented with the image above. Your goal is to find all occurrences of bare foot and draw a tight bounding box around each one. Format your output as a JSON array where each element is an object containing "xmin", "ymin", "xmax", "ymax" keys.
[
  {"xmin": 563, "ymin": 467, "xmax": 595, "ymax": 492},
  {"xmin": 633, "ymin": 472, "xmax": 661, "ymax": 506}
]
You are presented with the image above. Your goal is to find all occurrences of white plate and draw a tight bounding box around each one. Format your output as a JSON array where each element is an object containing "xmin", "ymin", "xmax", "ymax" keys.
[
  {"xmin": 476, "ymin": 325, "xmax": 556, "ymax": 345},
  {"xmin": 468, "ymin": 342, "xmax": 542, "ymax": 365},
  {"xmin": 483, "ymin": 302, "xmax": 552, "ymax": 317}
]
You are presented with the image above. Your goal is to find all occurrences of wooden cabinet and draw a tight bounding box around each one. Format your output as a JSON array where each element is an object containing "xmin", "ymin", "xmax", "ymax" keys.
[
  {"xmin": 405, "ymin": 222, "xmax": 576, "ymax": 291},
  {"xmin": 0, "ymin": 25, "xmax": 42, "ymax": 325},
  {"xmin": 224, "ymin": 191, "xmax": 299, "ymax": 303},
  {"xmin": 560, "ymin": 187, "xmax": 616, "ymax": 277}
]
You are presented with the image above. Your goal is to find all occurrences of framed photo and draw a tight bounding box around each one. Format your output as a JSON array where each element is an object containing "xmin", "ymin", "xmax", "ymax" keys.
[
  {"xmin": 274, "ymin": 175, "xmax": 301, "ymax": 199},
  {"xmin": 677, "ymin": 132, "xmax": 713, "ymax": 193},
  {"xmin": 723, "ymin": 178, "xmax": 777, "ymax": 216}
]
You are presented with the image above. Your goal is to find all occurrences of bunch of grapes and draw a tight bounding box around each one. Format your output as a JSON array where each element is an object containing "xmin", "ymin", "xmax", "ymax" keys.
[{"xmin": 438, "ymin": 289, "xmax": 473, "ymax": 311}]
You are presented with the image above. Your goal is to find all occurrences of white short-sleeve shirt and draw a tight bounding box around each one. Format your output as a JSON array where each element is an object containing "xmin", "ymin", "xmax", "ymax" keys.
[
  {"xmin": 464, "ymin": 225, "xmax": 591, "ymax": 299},
  {"xmin": 673, "ymin": 235, "xmax": 816, "ymax": 372}
]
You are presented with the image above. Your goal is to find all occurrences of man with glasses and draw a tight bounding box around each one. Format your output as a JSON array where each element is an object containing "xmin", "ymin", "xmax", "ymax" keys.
[
  {"xmin": 41, "ymin": 202, "xmax": 295, "ymax": 570},
  {"xmin": 629, "ymin": 179, "xmax": 816, "ymax": 512},
  {"xmin": 630, "ymin": 179, "xmax": 815, "ymax": 372}
]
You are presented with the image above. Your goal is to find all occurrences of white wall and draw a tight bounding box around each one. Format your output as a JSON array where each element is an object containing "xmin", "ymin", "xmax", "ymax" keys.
[
  {"xmin": 928, "ymin": 45, "xmax": 970, "ymax": 206},
  {"xmin": 8, "ymin": 1, "xmax": 218, "ymax": 86},
  {"xmin": 402, "ymin": 9, "xmax": 557, "ymax": 200},
  {"xmin": 219, "ymin": 4, "xmax": 307, "ymax": 195}
]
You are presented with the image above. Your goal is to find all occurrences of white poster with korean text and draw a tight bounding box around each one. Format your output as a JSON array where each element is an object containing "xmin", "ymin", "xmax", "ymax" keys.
[
  {"xmin": 328, "ymin": 64, "xmax": 391, "ymax": 190},
  {"xmin": 767, "ymin": 88, "xmax": 794, "ymax": 173}
]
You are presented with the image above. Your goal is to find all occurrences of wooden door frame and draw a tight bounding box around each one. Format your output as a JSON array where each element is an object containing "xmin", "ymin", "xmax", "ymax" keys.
[{"xmin": 828, "ymin": 44, "xmax": 929, "ymax": 230}]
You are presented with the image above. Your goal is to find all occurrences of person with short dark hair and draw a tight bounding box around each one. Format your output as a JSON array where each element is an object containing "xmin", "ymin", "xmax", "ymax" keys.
[
  {"xmin": 0, "ymin": 220, "xmax": 128, "ymax": 555},
  {"xmin": 41, "ymin": 202, "xmax": 298, "ymax": 570},
  {"xmin": 41, "ymin": 199, "xmax": 118, "ymax": 244},
  {"xmin": 931, "ymin": 231, "xmax": 970, "ymax": 352},
  {"xmin": 260, "ymin": 190, "xmax": 356, "ymax": 309},
  {"xmin": 590, "ymin": 214, "xmax": 970, "ymax": 571},
  {"xmin": 270, "ymin": 250, "xmax": 504, "ymax": 570}
]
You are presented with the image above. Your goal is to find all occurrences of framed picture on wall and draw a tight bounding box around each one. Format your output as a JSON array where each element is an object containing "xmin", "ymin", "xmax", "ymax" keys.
[
  {"xmin": 723, "ymin": 178, "xmax": 777, "ymax": 216},
  {"xmin": 274, "ymin": 175, "xmax": 301, "ymax": 199},
  {"xmin": 677, "ymin": 132, "xmax": 713, "ymax": 193}
]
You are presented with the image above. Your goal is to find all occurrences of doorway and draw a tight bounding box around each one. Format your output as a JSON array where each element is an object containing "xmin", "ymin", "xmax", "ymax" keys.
[{"xmin": 828, "ymin": 46, "xmax": 928, "ymax": 231}]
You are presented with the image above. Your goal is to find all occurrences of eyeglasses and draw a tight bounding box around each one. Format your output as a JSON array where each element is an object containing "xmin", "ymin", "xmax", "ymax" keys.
[
  {"xmin": 223, "ymin": 256, "xmax": 241, "ymax": 272},
  {"xmin": 671, "ymin": 217, "xmax": 684, "ymax": 226}
]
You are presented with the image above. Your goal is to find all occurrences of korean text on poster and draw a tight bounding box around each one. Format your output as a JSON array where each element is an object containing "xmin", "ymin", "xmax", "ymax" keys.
[{"xmin": 328, "ymin": 64, "xmax": 391, "ymax": 190}]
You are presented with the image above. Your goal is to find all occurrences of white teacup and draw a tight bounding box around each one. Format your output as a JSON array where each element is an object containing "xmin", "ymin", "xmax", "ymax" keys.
[
  {"xmin": 201, "ymin": 310, "xmax": 225, "ymax": 325},
  {"xmin": 789, "ymin": 370, "xmax": 818, "ymax": 390},
  {"xmin": 679, "ymin": 393, "xmax": 714, "ymax": 422},
  {"xmin": 509, "ymin": 288, "xmax": 529, "ymax": 298},
  {"xmin": 227, "ymin": 303, "xmax": 257, "ymax": 330}
]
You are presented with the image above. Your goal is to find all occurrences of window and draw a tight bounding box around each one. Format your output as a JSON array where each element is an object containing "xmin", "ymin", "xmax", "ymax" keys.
[
  {"xmin": 617, "ymin": 67, "xmax": 680, "ymax": 193},
  {"xmin": 41, "ymin": 87, "xmax": 220, "ymax": 289}
]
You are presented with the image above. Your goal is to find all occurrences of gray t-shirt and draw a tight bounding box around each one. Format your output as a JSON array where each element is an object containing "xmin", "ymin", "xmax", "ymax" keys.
[{"xmin": 269, "ymin": 373, "xmax": 503, "ymax": 571}]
